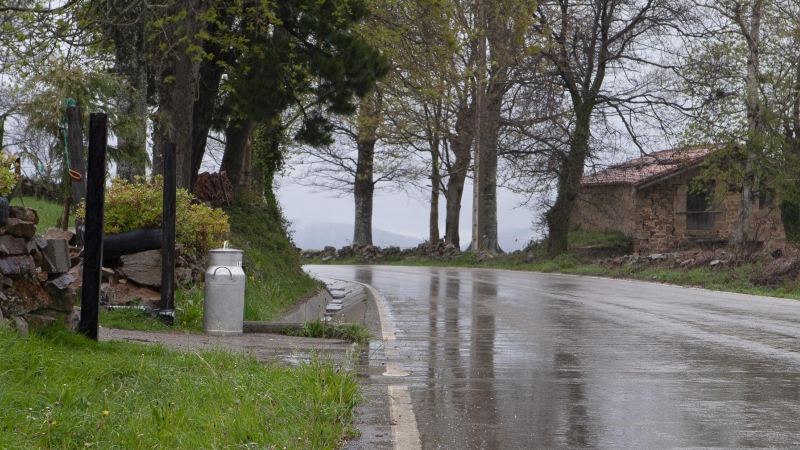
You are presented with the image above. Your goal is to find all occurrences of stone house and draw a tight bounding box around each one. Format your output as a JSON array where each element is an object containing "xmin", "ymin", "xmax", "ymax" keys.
[{"xmin": 571, "ymin": 146, "xmax": 786, "ymax": 253}]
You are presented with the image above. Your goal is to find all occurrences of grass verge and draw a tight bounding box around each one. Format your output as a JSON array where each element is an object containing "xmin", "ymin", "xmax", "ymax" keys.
[
  {"xmin": 0, "ymin": 324, "xmax": 360, "ymax": 449},
  {"xmin": 226, "ymin": 199, "xmax": 321, "ymax": 321},
  {"xmin": 310, "ymin": 249, "xmax": 800, "ymax": 301},
  {"xmin": 280, "ymin": 320, "xmax": 373, "ymax": 344}
]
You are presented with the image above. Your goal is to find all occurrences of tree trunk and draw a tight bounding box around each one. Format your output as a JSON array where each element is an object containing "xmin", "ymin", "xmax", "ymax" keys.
[
  {"xmin": 444, "ymin": 103, "xmax": 474, "ymax": 249},
  {"xmin": 730, "ymin": 0, "xmax": 763, "ymax": 249},
  {"xmin": 471, "ymin": 0, "xmax": 487, "ymax": 253},
  {"xmin": 479, "ymin": 89, "xmax": 503, "ymax": 254},
  {"xmin": 189, "ymin": 14, "xmax": 236, "ymax": 192},
  {"xmin": 352, "ymin": 93, "xmax": 381, "ymax": 246},
  {"xmin": 547, "ymin": 106, "xmax": 592, "ymax": 256},
  {"xmin": 189, "ymin": 54, "xmax": 227, "ymax": 191},
  {"xmin": 353, "ymin": 136, "xmax": 376, "ymax": 246},
  {"xmin": 152, "ymin": 0, "xmax": 207, "ymax": 189},
  {"xmin": 429, "ymin": 139, "xmax": 441, "ymax": 244},
  {"xmin": 220, "ymin": 117, "xmax": 258, "ymax": 196},
  {"xmin": 111, "ymin": 0, "xmax": 147, "ymax": 181}
]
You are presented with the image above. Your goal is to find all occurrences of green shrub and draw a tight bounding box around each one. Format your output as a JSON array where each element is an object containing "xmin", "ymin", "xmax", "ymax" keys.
[
  {"xmin": 568, "ymin": 229, "xmax": 633, "ymax": 248},
  {"xmin": 781, "ymin": 201, "xmax": 800, "ymax": 243},
  {"xmin": 77, "ymin": 176, "xmax": 229, "ymax": 255}
]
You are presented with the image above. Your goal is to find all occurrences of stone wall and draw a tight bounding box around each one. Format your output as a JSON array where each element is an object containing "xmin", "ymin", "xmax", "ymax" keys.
[
  {"xmin": 0, "ymin": 204, "xmax": 207, "ymax": 334},
  {"xmin": 100, "ymin": 247, "xmax": 205, "ymax": 308},
  {"xmin": 634, "ymin": 169, "xmax": 785, "ymax": 253},
  {"xmin": 575, "ymin": 168, "xmax": 787, "ymax": 254},
  {"xmin": 572, "ymin": 184, "xmax": 637, "ymax": 235},
  {"xmin": 0, "ymin": 208, "xmax": 79, "ymax": 333}
]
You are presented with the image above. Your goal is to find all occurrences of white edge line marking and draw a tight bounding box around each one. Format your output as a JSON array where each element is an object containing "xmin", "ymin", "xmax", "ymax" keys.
[
  {"xmin": 359, "ymin": 281, "xmax": 396, "ymax": 342},
  {"xmin": 388, "ymin": 385, "xmax": 422, "ymax": 450},
  {"xmin": 337, "ymin": 277, "xmax": 420, "ymax": 449}
]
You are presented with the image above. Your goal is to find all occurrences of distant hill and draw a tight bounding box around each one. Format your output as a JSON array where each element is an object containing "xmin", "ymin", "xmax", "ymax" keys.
[
  {"xmin": 291, "ymin": 221, "xmax": 539, "ymax": 253},
  {"xmin": 291, "ymin": 222, "xmax": 423, "ymax": 250}
]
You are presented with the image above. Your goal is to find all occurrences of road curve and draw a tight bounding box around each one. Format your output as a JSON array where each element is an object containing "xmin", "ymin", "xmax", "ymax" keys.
[{"xmin": 306, "ymin": 265, "xmax": 800, "ymax": 449}]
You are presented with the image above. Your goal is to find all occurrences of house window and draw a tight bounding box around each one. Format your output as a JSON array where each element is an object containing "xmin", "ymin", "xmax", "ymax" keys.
[
  {"xmin": 758, "ymin": 190, "xmax": 774, "ymax": 210},
  {"xmin": 687, "ymin": 180, "xmax": 715, "ymax": 230}
]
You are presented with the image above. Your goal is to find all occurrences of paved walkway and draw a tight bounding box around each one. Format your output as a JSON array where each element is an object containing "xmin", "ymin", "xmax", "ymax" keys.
[{"xmin": 99, "ymin": 278, "xmax": 373, "ymax": 366}]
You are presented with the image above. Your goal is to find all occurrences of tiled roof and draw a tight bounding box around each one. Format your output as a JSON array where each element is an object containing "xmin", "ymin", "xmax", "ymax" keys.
[{"xmin": 581, "ymin": 146, "xmax": 714, "ymax": 187}]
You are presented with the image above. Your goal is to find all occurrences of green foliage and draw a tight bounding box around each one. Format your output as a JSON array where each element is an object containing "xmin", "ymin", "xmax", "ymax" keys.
[
  {"xmin": 566, "ymin": 229, "xmax": 633, "ymax": 249},
  {"xmin": 174, "ymin": 285, "xmax": 205, "ymax": 330},
  {"xmin": 280, "ymin": 320, "xmax": 373, "ymax": 344},
  {"xmin": 224, "ymin": 0, "xmax": 389, "ymax": 146},
  {"xmin": 0, "ymin": 152, "xmax": 19, "ymax": 197},
  {"xmin": 553, "ymin": 254, "xmax": 577, "ymax": 269},
  {"xmin": 99, "ymin": 308, "xmax": 173, "ymax": 332},
  {"xmin": 0, "ymin": 325, "xmax": 360, "ymax": 448},
  {"xmin": 76, "ymin": 176, "xmax": 229, "ymax": 255},
  {"xmin": 781, "ymin": 201, "xmax": 800, "ymax": 243}
]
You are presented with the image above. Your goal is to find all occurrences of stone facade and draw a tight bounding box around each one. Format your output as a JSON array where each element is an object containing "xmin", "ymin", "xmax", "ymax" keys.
[
  {"xmin": 572, "ymin": 184, "xmax": 638, "ymax": 236},
  {"xmin": 574, "ymin": 167, "xmax": 786, "ymax": 253}
]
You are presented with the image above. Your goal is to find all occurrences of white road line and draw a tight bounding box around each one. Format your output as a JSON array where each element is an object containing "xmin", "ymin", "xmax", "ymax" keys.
[
  {"xmin": 350, "ymin": 279, "xmax": 419, "ymax": 449},
  {"xmin": 361, "ymin": 282, "xmax": 396, "ymax": 342},
  {"xmin": 388, "ymin": 385, "xmax": 422, "ymax": 450}
]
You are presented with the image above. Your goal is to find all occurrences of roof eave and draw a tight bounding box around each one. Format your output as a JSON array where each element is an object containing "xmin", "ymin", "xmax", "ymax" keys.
[{"xmin": 632, "ymin": 159, "xmax": 707, "ymax": 190}]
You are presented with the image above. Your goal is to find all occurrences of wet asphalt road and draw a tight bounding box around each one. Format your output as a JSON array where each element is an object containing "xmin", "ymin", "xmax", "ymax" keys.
[{"xmin": 306, "ymin": 265, "xmax": 800, "ymax": 449}]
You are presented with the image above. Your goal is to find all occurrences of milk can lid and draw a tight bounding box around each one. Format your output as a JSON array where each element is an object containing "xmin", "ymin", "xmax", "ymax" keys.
[{"xmin": 209, "ymin": 241, "xmax": 243, "ymax": 254}]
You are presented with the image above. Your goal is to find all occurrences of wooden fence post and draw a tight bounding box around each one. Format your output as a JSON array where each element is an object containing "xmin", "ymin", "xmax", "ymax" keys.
[
  {"xmin": 66, "ymin": 106, "xmax": 87, "ymax": 246},
  {"xmin": 159, "ymin": 143, "xmax": 176, "ymax": 323},
  {"xmin": 78, "ymin": 114, "xmax": 107, "ymax": 340}
]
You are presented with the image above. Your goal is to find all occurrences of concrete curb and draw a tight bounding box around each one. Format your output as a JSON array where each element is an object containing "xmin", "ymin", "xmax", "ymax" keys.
[
  {"xmin": 242, "ymin": 278, "xmax": 368, "ymax": 333},
  {"xmin": 242, "ymin": 322, "xmax": 304, "ymax": 333}
]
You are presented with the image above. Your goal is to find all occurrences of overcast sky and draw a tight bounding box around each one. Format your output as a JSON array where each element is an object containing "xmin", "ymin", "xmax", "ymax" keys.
[{"xmin": 277, "ymin": 175, "xmax": 542, "ymax": 251}]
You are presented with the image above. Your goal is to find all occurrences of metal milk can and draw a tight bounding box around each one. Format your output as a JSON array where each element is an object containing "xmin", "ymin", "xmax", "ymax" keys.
[{"xmin": 203, "ymin": 242, "xmax": 245, "ymax": 335}]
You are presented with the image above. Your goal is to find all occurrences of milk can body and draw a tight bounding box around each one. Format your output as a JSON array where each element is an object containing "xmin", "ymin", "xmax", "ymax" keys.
[{"xmin": 203, "ymin": 247, "xmax": 245, "ymax": 335}]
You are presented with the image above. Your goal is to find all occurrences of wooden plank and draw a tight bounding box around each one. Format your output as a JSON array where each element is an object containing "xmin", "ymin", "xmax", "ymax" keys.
[{"xmin": 78, "ymin": 113, "xmax": 107, "ymax": 340}]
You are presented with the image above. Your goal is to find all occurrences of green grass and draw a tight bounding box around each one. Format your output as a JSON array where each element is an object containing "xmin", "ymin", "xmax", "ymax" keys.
[
  {"xmin": 97, "ymin": 285, "xmax": 206, "ymax": 332},
  {"xmin": 0, "ymin": 324, "xmax": 360, "ymax": 449},
  {"xmin": 567, "ymin": 229, "xmax": 633, "ymax": 248},
  {"xmin": 280, "ymin": 320, "xmax": 373, "ymax": 344},
  {"xmin": 312, "ymin": 248, "xmax": 800, "ymax": 301},
  {"xmin": 10, "ymin": 196, "xmax": 75, "ymax": 233},
  {"xmin": 226, "ymin": 199, "xmax": 322, "ymax": 321}
]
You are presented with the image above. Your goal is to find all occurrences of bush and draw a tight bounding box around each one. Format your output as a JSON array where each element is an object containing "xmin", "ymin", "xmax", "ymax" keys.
[{"xmin": 77, "ymin": 176, "xmax": 229, "ymax": 255}]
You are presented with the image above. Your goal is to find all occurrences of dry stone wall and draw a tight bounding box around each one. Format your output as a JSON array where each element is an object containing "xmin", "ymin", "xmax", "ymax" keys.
[
  {"xmin": 0, "ymin": 207, "xmax": 80, "ymax": 333},
  {"xmin": 0, "ymin": 204, "xmax": 208, "ymax": 334}
]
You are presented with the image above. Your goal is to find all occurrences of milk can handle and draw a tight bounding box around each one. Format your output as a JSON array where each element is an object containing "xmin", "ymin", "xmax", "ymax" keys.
[{"xmin": 212, "ymin": 266, "xmax": 234, "ymax": 281}]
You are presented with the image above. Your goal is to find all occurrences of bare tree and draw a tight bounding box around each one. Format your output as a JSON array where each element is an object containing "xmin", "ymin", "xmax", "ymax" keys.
[
  {"xmin": 290, "ymin": 92, "xmax": 424, "ymax": 246},
  {"xmin": 530, "ymin": 0, "xmax": 684, "ymax": 256}
]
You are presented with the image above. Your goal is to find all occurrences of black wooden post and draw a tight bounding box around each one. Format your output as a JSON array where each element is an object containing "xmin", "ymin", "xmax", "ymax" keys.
[
  {"xmin": 66, "ymin": 106, "xmax": 87, "ymax": 246},
  {"xmin": 78, "ymin": 113, "xmax": 107, "ymax": 340},
  {"xmin": 159, "ymin": 143, "xmax": 176, "ymax": 323}
]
